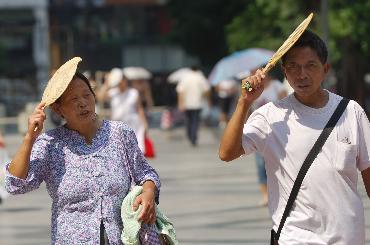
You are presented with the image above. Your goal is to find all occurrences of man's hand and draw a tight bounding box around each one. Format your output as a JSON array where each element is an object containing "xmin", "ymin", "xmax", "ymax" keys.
[{"xmin": 241, "ymin": 69, "xmax": 266, "ymax": 103}]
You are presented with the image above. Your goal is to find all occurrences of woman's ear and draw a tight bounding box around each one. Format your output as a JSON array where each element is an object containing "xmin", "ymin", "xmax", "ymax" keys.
[{"xmin": 50, "ymin": 103, "xmax": 63, "ymax": 118}]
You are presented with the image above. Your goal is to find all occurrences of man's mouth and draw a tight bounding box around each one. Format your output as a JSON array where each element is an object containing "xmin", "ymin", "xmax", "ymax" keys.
[{"xmin": 297, "ymin": 84, "xmax": 310, "ymax": 89}]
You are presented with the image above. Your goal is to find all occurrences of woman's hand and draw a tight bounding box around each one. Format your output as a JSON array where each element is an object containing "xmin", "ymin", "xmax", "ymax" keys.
[
  {"xmin": 133, "ymin": 189, "xmax": 156, "ymax": 224},
  {"xmin": 27, "ymin": 102, "xmax": 46, "ymax": 140}
]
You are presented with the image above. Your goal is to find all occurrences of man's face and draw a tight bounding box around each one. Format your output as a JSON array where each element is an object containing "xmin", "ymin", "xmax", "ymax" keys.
[{"xmin": 282, "ymin": 46, "xmax": 329, "ymax": 98}]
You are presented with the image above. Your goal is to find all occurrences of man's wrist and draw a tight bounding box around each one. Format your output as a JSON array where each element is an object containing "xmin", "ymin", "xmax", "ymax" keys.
[{"xmin": 237, "ymin": 97, "xmax": 252, "ymax": 110}]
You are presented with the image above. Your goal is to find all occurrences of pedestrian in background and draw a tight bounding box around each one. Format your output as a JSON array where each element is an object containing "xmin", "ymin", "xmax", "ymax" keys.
[
  {"xmin": 215, "ymin": 78, "xmax": 239, "ymax": 129},
  {"xmin": 0, "ymin": 131, "xmax": 9, "ymax": 204},
  {"xmin": 97, "ymin": 68, "xmax": 148, "ymax": 152},
  {"xmin": 176, "ymin": 66, "xmax": 210, "ymax": 146}
]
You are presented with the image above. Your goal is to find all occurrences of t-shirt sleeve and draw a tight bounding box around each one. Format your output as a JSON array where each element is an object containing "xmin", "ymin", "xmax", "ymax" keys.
[
  {"xmin": 242, "ymin": 108, "xmax": 271, "ymax": 155},
  {"xmin": 130, "ymin": 88, "xmax": 139, "ymax": 101},
  {"xmin": 201, "ymin": 75, "xmax": 210, "ymax": 92},
  {"xmin": 176, "ymin": 80, "xmax": 184, "ymax": 93},
  {"xmin": 356, "ymin": 107, "xmax": 370, "ymax": 171}
]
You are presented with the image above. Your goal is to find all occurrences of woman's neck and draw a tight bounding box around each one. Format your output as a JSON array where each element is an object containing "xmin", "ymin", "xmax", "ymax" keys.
[{"xmin": 66, "ymin": 116, "xmax": 102, "ymax": 144}]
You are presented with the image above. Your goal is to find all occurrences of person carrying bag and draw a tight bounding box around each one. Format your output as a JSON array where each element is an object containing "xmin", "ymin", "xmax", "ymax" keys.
[
  {"xmin": 219, "ymin": 29, "xmax": 370, "ymax": 244},
  {"xmin": 270, "ymin": 98, "xmax": 349, "ymax": 244}
]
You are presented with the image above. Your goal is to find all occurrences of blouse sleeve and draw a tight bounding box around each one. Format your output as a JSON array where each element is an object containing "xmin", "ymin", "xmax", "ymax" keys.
[
  {"xmin": 5, "ymin": 135, "xmax": 50, "ymax": 195},
  {"xmin": 124, "ymin": 128, "xmax": 161, "ymax": 203}
]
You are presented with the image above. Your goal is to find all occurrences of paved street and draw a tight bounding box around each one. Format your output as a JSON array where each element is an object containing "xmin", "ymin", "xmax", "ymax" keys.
[{"xmin": 0, "ymin": 127, "xmax": 369, "ymax": 244}]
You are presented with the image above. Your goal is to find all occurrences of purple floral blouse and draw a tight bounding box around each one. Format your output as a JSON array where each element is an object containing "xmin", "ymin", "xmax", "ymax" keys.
[{"xmin": 5, "ymin": 120, "xmax": 161, "ymax": 244}]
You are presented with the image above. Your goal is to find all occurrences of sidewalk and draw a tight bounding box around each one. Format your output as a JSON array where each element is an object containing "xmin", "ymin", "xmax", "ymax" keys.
[{"xmin": 0, "ymin": 127, "xmax": 369, "ymax": 244}]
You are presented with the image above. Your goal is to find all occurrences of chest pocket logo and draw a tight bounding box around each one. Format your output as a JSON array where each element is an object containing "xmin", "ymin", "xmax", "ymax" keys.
[{"xmin": 334, "ymin": 141, "xmax": 358, "ymax": 180}]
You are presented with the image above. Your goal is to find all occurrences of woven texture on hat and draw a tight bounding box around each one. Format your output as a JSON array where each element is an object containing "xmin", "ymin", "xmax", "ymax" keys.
[
  {"xmin": 41, "ymin": 57, "xmax": 82, "ymax": 106},
  {"xmin": 262, "ymin": 13, "xmax": 313, "ymax": 73},
  {"xmin": 121, "ymin": 186, "xmax": 179, "ymax": 245}
]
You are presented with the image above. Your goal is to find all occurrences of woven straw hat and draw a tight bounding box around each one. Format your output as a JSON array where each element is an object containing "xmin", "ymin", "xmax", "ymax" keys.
[{"xmin": 41, "ymin": 57, "xmax": 82, "ymax": 106}]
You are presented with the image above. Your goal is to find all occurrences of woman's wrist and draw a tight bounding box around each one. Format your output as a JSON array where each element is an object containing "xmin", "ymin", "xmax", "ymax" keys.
[
  {"xmin": 24, "ymin": 133, "xmax": 37, "ymax": 144},
  {"xmin": 142, "ymin": 180, "xmax": 157, "ymax": 195}
]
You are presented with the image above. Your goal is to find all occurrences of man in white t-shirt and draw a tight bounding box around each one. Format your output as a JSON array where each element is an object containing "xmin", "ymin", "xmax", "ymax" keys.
[
  {"xmin": 219, "ymin": 30, "xmax": 370, "ymax": 244},
  {"xmin": 176, "ymin": 66, "xmax": 210, "ymax": 146}
]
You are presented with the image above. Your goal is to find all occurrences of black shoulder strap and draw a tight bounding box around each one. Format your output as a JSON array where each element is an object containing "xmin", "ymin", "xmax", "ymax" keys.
[{"xmin": 273, "ymin": 98, "xmax": 350, "ymax": 242}]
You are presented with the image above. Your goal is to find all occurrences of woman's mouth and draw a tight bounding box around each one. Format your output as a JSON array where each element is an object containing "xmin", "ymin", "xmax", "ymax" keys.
[{"xmin": 80, "ymin": 110, "xmax": 90, "ymax": 116}]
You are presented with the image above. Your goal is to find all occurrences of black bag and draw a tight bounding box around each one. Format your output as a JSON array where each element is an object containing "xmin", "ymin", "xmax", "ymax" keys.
[{"xmin": 270, "ymin": 98, "xmax": 349, "ymax": 245}]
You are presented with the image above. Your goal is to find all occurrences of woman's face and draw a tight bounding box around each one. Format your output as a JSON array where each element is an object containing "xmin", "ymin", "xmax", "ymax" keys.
[
  {"xmin": 54, "ymin": 78, "xmax": 96, "ymax": 126},
  {"xmin": 118, "ymin": 78, "xmax": 129, "ymax": 92}
]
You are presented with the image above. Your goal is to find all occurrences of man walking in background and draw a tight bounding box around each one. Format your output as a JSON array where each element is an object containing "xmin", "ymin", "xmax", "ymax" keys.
[{"xmin": 176, "ymin": 66, "xmax": 210, "ymax": 146}]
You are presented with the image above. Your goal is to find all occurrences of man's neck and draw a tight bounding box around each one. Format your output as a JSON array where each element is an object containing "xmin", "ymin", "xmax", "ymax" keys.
[{"xmin": 294, "ymin": 89, "xmax": 329, "ymax": 109}]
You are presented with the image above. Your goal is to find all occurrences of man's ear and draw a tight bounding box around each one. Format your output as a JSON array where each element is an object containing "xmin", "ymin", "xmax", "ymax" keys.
[
  {"xmin": 323, "ymin": 63, "xmax": 331, "ymax": 74},
  {"xmin": 281, "ymin": 64, "xmax": 287, "ymax": 78}
]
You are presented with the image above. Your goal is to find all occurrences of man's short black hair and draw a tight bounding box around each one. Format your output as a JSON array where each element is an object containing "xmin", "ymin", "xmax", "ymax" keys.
[{"xmin": 282, "ymin": 30, "xmax": 328, "ymax": 65}]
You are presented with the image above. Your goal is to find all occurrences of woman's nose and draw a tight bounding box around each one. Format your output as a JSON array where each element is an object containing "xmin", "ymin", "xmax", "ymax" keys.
[{"xmin": 78, "ymin": 99, "xmax": 87, "ymax": 108}]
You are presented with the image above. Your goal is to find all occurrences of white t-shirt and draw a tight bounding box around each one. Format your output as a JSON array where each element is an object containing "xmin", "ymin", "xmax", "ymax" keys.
[
  {"xmin": 217, "ymin": 79, "xmax": 238, "ymax": 99},
  {"xmin": 242, "ymin": 91, "xmax": 370, "ymax": 244},
  {"xmin": 108, "ymin": 88, "xmax": 145, "ymax": 151},
  {"xmin": 109, "ymin": 88, "xmax": 139, "ymax": 122},
  {"xmin": 176, "ymin": 71, "xmax": 210, "ymax": 110}
]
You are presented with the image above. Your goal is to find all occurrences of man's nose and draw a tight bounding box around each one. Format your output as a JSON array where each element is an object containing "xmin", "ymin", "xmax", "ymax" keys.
[{"xmin": 297, "ymin": 66, "xmax": 308, "ymax": 79}]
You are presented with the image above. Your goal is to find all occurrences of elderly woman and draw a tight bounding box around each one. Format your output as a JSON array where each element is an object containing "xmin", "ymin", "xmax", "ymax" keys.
[{"xmin": 5, "ymin": 72, "xmax": 161, "ymax": 244}]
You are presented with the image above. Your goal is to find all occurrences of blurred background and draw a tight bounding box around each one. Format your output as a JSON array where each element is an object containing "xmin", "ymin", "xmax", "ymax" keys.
[{"xmin": 0, "ymin": 0, "xmax": 368, "ymax": 120}]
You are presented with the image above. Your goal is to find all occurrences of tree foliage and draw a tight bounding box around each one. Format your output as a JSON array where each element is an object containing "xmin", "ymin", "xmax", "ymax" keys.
[
  {"xmin": 166, "ymin": 0, "xmax": 369, "ymax": 103},
  {"xmin": 226, "ymin": 0, "xmax": 370, "ymax": 102},
  {"xmin": 166, "ymin": 0, "xmax": 248, "ymax": 69}
]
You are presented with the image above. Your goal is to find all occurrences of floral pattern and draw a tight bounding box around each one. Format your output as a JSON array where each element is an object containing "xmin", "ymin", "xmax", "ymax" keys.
[{"xmin": 5, "ymin": 120, "xmax": 160, "ymax": 244}]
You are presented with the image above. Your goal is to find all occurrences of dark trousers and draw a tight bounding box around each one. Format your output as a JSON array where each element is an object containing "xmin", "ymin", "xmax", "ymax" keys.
[
  {"xmin": 100, "ymin": 221, "xmax": 109, "ymax": 245},
  {"xmin": 185, "ymin": 109, "xmax": 201, "ymax": 145}
]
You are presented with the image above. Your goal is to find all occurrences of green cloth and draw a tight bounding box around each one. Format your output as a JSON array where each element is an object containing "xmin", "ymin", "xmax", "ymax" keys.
[{"xmin": 121, "ymin": 186, "xmax": 178, "ymax": 245}]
